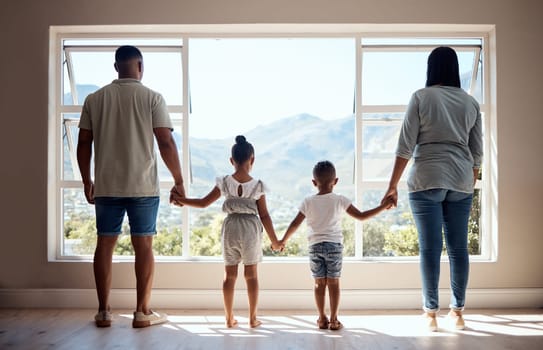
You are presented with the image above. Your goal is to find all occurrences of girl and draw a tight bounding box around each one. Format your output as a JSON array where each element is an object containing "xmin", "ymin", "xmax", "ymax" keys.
[{"xmin": 172, "ymin": 135, "xmax": 282, "ymax": 328}]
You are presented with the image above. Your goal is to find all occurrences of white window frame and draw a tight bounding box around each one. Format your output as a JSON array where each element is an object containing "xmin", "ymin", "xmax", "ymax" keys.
[{"xmin": 48, "ymin": 25, "xmax": 497, "ymax": 262}]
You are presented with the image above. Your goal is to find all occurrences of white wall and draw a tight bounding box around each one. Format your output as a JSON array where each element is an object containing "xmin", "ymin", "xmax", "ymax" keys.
[{"xmin": 1, "ymin": 0, "xmax": 542, "ymax": 308}]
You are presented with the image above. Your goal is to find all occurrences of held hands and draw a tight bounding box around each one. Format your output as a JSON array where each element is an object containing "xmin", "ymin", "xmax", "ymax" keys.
[
  {"xmin": 381, "ymin": 187, "xmax": 398, "ymax": 209},
  {"xmin": 381, "ymin": 196, "xmax": 395, "ymax": 210},
  {"xmin": 169, "ymin": 184, "xmax": 186, "ymax": 207},
  {"xmin": 271, "ymin": 239, "xmax": 285, "ymax": 252}
]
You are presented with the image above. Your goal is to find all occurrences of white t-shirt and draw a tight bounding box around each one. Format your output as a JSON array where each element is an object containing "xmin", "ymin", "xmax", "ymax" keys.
[{"xmin": 299, "ymin": 193, "xmax": 352, "ymax": 246}]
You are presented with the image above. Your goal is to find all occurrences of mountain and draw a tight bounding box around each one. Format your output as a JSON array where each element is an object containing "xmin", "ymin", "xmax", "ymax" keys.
[
  {"xmin": 186, "ymin": 113, "xmax": 399, "ymax": 204},
  {"xmin": 64, "ymin": 84, "xmax": 398, "ymax": 205},
  {"xmin": 63, "ymin": 84, "xmax": 101, "ymax": 104}
]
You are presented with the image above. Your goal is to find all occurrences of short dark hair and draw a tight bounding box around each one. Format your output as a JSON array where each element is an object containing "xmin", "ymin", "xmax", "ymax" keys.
[
  {"xmin": 425, "ymin": 46, "xmax": 461, "ymax": 88},
  {"xmin": 115, "ymin": 45, "xmax": 143, "ymax": 63},
  {"xmin": 231, "ymin": 135, "xmax": 254, "ymax": 164},
  {"xmin": 313, "ymin": 160, "xmax": 336, "ymax": 183}
]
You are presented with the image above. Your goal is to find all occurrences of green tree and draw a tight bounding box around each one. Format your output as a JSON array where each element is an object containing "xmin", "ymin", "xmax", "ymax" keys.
[
  {"xmin": 384, "ymin": 225, "xmax": 419, "ymax": 256},
  {"xmin": 362, "ymin": 221, "xmax": 387, "ymax": 257},
  {"xmin": 190, "ymin": 213, "xmax": 223, "ymax": 256}
]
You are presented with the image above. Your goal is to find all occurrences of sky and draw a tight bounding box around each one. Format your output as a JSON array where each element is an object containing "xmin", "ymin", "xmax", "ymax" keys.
[{"xmin": 66, "ymin": 37, "xmax": 479, "ymax": 139}]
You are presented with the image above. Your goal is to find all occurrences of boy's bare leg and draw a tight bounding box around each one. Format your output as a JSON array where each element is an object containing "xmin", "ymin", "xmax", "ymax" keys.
[
  {"xmin": 94, "ymin": 236, "xmax": 118, "ymax": 312},
  {"xmin": 327, "ymin": 278, "xmax": 340, "ymax": 322},
  {"xmin": 314, "ymin": 278, "xmax": 328, "ymax": 326},
  {"xmin": 131, "ymin": 235, "xmax": 155, "ymax": 314},
  {"xmin": 223, "ymin": 265, "xmax": 238, "ymax": 327},
  {"xmin": 244, "ymin": 264, "xmax": 261, "ymax": 328}
]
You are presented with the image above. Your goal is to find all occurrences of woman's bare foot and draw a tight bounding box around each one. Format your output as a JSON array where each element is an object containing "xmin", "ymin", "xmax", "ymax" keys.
[
  {"xmin": 250, "ymin": 318, "xmax": 262, "ymax": 328},
  {"xmin": 226, "ymin": 317, "xmax": 238, "ymax": 328}
]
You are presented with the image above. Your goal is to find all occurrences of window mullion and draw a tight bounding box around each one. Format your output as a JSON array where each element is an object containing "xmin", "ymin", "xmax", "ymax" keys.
[
  {"xmin": 355, "ymin": 37, "xmax": 363, "ymax": 258},
  {"xmin": 181, "ymin": 37, "xmax": 191, "ymax": 258},
  {"xmin": 469, "ymin": 47, "xmax": 481, "ymax": 95},
  {"xmin": 64, "ymin": 48, "xmax": 78, "ymax": 105}
]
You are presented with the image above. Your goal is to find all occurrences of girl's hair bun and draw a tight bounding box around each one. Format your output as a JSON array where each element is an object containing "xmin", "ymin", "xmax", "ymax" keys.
[{"xmin": 235, "ymin": 135, "xmax": 247, "ymax": 144}]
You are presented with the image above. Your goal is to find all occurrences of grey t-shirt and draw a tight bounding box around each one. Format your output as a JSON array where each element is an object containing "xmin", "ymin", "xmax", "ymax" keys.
[
  {"xmin": 79, "ymin": 79, "xmax": 173, "ymax": 197},
  {"xmin": 396, "ymin": 86, "xmax": 483, "ymax": 193}
]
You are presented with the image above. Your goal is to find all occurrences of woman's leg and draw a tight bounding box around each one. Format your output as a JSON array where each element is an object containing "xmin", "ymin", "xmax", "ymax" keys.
[
  {"xmin": 244, "ymin": 264, "xmax": 261, "ymax": 328},
  {"xmin": 443, "ymin": 191, "xmax": 473, "ymax": 312},
  {"xmin": 409, "ymin": 189, "xmax": 447, "ymax": 313},
  {"xmin": 223, "ymin": 264, "xmax": 238, "ymax": 327}
]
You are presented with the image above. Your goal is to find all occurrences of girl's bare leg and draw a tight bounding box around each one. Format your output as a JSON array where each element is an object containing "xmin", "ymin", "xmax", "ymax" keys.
[
  {"xmin": 244, "ymin": 264, "xmax": 261, "ymax": 328},
  {"xmin": 223, "ymin": 265, "xmax": 238, "ymax": 327}
]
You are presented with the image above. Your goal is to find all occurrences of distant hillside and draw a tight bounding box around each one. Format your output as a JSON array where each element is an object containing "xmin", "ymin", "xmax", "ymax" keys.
[
  {"xmin": 65, "ymin": 85, "xmax": 398, "ymax": 204},
  {"xmin": 63, "ymin": 84, "xmax": 100, "ymax": 104},
  {"xmin": 186, "ymin": 113, "xmax": 399, "ymax": 203}
]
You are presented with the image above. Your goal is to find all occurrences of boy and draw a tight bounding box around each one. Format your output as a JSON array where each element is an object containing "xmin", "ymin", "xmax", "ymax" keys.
[{"xmin": 280, "ymin": 161, "xmax": 392, "ymax": 330}]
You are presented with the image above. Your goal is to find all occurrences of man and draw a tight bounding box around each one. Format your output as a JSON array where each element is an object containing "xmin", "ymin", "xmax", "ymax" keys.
[{"xmin": 77, "ymin": 45, "xmax": 185, "ymax": 328}]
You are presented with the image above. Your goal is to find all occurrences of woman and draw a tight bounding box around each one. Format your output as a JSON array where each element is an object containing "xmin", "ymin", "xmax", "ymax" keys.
[{"xmin": 382, "ymin": 47, "xmax": 483, "ymax": 331}]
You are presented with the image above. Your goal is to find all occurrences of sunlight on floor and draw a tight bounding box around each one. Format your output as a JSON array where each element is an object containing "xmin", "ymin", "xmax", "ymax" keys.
[{"xmin": 118, "ymin": 311, "xmax": 543, "ymax": 338}]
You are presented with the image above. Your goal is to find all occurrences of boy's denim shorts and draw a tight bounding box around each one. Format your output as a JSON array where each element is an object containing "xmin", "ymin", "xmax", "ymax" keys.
[
  {"xmin": 94, "ymin": 197, "xmax": 160, "ymax": 236},
  {"xmin": 308, "ymin": 242, "xmax": 343, "ymax": 278}
]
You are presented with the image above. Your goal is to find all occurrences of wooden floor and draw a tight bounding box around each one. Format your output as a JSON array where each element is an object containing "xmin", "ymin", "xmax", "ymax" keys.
[{"xmin": 1, "ymin": 309, "xmax": 543, "ymax": 350}]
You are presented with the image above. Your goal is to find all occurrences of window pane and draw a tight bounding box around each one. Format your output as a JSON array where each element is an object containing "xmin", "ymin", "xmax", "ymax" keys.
[
  {"xmin": 188, "ymin": 38, "xmax": 356, "ymax": 257},
  {"xmin": 361, "ymin": 189, "xmax": 481, "ymax": 257},
  {"xmin": 62, "ymin": 189, "xmax": 183, "ymax": 256},
  {"xmin": 362, "ymin": 50, "xmax": 478, "ymax": 105},
  {"xmin": 63, "ymin": 188, "xmax": 96, "ymax": 256},
  {"xmin": 62, "ymin": 114, "xmax": 83, "ymax": 181},
  {"xmin": 63, "ymin": 49, "xmax": 182, "ymax": 105},
  {"xmin": 141, "ymin": 52, "xmax": 183, "ymax": 105},
  {"xmin": 362, "ymin": 122, "xmax": 408, "ymax": 181},
  {"xmin": 361, "ymin": 190, "xmax": 413, "ymax": 257},
  {"xmin": 157, "ymin": 118, "xmax": 183, "ymax": 181},
  {"xmin": 64, "ymin": 51, "xmax": 114, "ymax": 105}
]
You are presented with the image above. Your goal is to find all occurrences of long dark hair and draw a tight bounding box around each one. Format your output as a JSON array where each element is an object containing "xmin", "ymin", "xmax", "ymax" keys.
[
  {"xmin": 425, "ymin": 46, "xmax": 461, "ymax": 88},
  {"xmin": 231, "ymin": 135, "xmax": 254, "ymax": 164}
]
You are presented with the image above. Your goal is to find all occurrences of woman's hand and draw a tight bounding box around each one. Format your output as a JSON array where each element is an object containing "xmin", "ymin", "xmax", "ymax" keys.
[{"xmin": 381, "ymin": 186, "xmax": 398, "ymax": 208}]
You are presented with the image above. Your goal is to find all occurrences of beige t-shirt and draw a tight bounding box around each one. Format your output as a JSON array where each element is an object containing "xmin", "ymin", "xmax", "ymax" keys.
[{"xmin": 79, "ymin": 79, "xmax": 173, "ymax": 197}]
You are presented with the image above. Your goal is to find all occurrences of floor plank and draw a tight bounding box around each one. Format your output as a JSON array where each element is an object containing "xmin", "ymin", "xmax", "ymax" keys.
[{"xmin": 1, "ymin": 309, "xmax": 542, "ymax": 350}]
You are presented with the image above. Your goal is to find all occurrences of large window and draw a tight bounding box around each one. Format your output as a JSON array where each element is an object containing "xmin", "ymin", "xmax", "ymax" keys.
[
  {"xmin": 55, "ymin": 39, "xmax": 187, "ymax": 258},
  {"xmin": 50, "ymin": 29, "xmax": 491, "ymax": 261}
]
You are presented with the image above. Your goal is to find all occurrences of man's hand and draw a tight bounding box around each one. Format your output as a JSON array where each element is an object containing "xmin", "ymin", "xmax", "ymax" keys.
[{"xmin": 83, "ymin": 182, "xmax": 95, "ymax": 204}]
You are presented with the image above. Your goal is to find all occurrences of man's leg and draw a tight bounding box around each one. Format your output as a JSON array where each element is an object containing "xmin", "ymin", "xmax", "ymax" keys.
[
  {"xmin": 94, "ymin": 235, "xmax": 118, "ymax": 312},
  {"xmin": 131, "ymin": 235, "xmax": 154, "ymax": 314}
]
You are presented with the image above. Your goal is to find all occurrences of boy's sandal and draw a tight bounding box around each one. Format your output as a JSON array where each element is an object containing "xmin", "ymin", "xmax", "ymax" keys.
[
  {"xmin": 317, "ymin": 317, "xmax": 329, "ymax": 329},
  {"xmin": 329, "ymin": 320, "xmax": 343, "ymax": 331}
]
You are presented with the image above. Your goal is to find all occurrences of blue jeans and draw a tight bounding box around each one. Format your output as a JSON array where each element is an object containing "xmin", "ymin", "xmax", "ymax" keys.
[{"xmin": 409, "ymin": 189, "xmax": 473, "ymax": 312}]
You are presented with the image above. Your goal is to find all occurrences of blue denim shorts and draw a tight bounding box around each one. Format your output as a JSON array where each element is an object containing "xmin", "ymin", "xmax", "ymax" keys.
[
  {"xmin": 94, "ymin": 197, "xmax": 160, "ymax": 236},
  {"xmin": 308, "ymin": 242, "xmax": 343, "ymax": 278}
]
